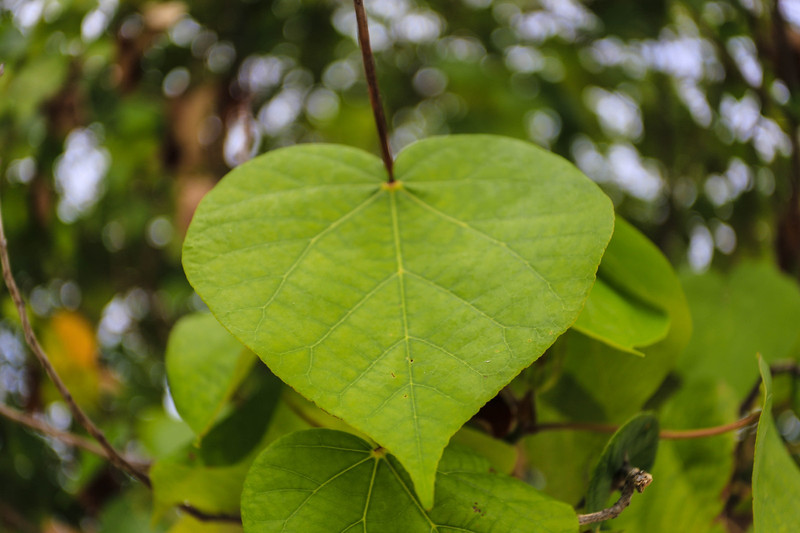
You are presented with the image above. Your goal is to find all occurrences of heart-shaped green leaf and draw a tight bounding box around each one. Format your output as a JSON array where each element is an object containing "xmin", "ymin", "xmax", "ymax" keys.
[
  {"xmin": 753, "ymin": 355, "xmax": 800, "ymax": 532},
  {"xmin": 183, "ymin": 135, "xmax": 614, "ymax": 506},
  {"xmin": 241, "ymin": 428, "xmax": 577, "ymax": 533},
  {"xmin": 166, "ymin": 313, "xmax": 256, "ymax": 437}
]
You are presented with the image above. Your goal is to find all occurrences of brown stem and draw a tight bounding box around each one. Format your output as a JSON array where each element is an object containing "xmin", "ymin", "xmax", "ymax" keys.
[
  {"xmin": 577, "ymin": 466, "xmax": 653, "ymax": 525},
  {"xmin": 529, "ymin": 411, "xmax": 762, "ymax": 440},
  {"xmin": 0, "ymin": 202, "xmax": 152, "ymax": 487},
  {"xmin": 0, "ymin": 403, "xmax": 109, "ymax": 458},
  {"xmin": 659, "ymin": 411, "xmax": 761, "ymax": 440},
  {"xmin": 353, "ymin": 0, "xmax": 394, "ymax": 182},
  {"xmin": 178, "ymin": 504, "xmax": 242, "ymax": 524}
]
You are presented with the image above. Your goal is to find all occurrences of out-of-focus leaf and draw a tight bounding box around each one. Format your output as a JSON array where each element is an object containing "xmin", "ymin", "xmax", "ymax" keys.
[
  {"xmin": 585, "ymin": 413, "xmax": 659, "ymax": 516},
  {"xmin": 613, "ymin": 380, "xmax": 738, "ymax": 532},
  {"xmin": 166, "ymin": 313, "xmax": 256, "ymax": 437},
  {"xmin": 151, "ymin": 460, "xmax": 248, "ymax": 518},
  {"xmin": 136, "ymin": 407, "xmax": 194, "ymax": 460},
  {"xmin": 183, "ymin": 136, "xmax": 614, "ymax": 506},
  {"xmin": 752, "ymin": 356, "xmax": 800, "ymax": 532},
  {"xmin": 241, "ymin": 429, "xmax": 577, "ymax": 533},
  {"xmin": 679, "ymin": 261, "xmax": 800, "ymax": 395}
]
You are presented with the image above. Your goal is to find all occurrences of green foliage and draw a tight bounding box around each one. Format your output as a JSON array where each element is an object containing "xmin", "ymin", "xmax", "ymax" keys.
[
  {"xmin": 183, "ymin": 135, "xmax": 614, "ymax": 506},
  {"xmin": 752, "ymin": 356, "xmax": 800, "ymax": 532},
  {"xmin": 679, "ymin": 262, "xmax": 800, "ymax": 395},
  {"xmin": 2, "ymin": 0, "xmax": 800, "ymax": 530},
  {"xmin": 241, "ymin": 429, "xmax": 576, "ymax": 533}
]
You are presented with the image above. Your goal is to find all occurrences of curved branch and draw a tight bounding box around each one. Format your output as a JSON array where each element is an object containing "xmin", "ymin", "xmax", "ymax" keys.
[
  {"xmin": 0, "ymin": 203, "xmax": 151, "ymax": 487},
  {"xmin": 528, "ymin": 411, "xmax": 761, "ymax": 440},
  {"xmin": 577, "ymin": 467, "xmax": 653, "ymax": 525}
]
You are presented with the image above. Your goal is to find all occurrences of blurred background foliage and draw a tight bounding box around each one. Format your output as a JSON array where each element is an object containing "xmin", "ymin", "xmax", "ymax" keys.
[{"xmin": 1, "ymin": 0, "xmax": 800, "ymax": 531}]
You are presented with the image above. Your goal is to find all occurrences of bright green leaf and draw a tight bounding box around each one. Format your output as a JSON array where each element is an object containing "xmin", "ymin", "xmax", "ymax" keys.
[
  {"xmin": 752, "ymin": 356, "xmax": 800, "ymax": 532},
  {"xmin": 241, "ymin": 428, "xmax": 577, "ymax": 533},
  {"xmin": 679, "ymin": 262, "xmax": 800, "ymax": 395},
  {"xmin": 166, "ymin": 313, "xmax": 256, "ymax": 437},
  {"xmin": 584, "ymin": 412, "xmax": 659, "ymax": 517},
  {"xmin": 183, "ymin": 135, "xmax": 614, "ymax": 506}
]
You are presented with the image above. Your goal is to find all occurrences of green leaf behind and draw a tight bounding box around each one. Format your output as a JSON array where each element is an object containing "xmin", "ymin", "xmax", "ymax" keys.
[{"xmin": 166, "ymin": 313, "xmax": 256, "ymax": 437}]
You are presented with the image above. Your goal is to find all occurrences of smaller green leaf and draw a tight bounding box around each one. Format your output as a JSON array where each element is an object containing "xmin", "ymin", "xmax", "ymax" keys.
[
  {"xmin": 166, "ymin": 313, "xmax": 256, "ymax": 437},
  {"xmin": 753, "ymin": 355, "xmax": 800, "ymax": 532},
  {"xmin": 572, "ymin": 217, "xmax": 672, "ymax": 356},
  {"xmin": 241, "ymin": 429, "xmax": 576, "ymax": 533},
  {"xmin": 573, "ymin": 280, "xmax": 668, "ymax": 357},
  {"xmin": 584, "ymin": 413, "xmax": 659, "ymax": 516}
]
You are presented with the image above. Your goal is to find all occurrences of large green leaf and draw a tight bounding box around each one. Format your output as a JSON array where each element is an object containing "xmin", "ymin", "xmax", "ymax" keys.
[
  {"xmin": 679, "ymin": 261, "xmax": 800, "ymax": 395},
  {"xmin": 166, "ymin": 313, "xmax": 256, "ymax": 437},
  {"xmin": 183, "ymin": 135, "xmax": 614, "ymax": 506},
  {"xmin": 753, "ymin": 356, "xmax": 800, "ymax": 532},
  {"xmin": 241, "ymin": 428, "xmax": 577, "ymax": 533},
  {"xmin": 542, "ymin": 218, "xmax": 690, "ymax": 421}
]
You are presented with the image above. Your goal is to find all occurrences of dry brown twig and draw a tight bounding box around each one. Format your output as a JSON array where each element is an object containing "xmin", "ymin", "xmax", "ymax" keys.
[{"xmin": 577, "ymin": 466, "xmax": 653, "ymax": 526}]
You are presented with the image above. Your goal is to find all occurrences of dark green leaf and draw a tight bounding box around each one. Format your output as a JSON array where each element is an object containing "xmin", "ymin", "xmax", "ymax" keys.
[{"xmin": 241, "ymin": 429, "xmax": 577, "ymax": 533}]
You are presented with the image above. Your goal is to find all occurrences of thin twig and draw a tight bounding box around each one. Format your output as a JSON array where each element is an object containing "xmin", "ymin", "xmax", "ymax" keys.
[
  {"xmin": 577, "ymin": 467, "xmax": 653, "ymax": 525},
  {"xmin": 0, "ymin": 203, "xmax": 152, "ymax": 487},
  {"xmin": 178, "ymin": 504, "xmax": 242, "ymax": 524},
  {"xmin": 353, "ymin": 0, "xmax": 394, "ymax": 182},
  {"xmin": 528, "ymin": 411, "xmax": 762, "ymax": 440},
  {"xmin": 659, "ymin": 411, "xmax": 761, "ymax": 440},
  {"xmin": 0, "ymin": 403, "xmax": 107, "ymax": 457}
]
